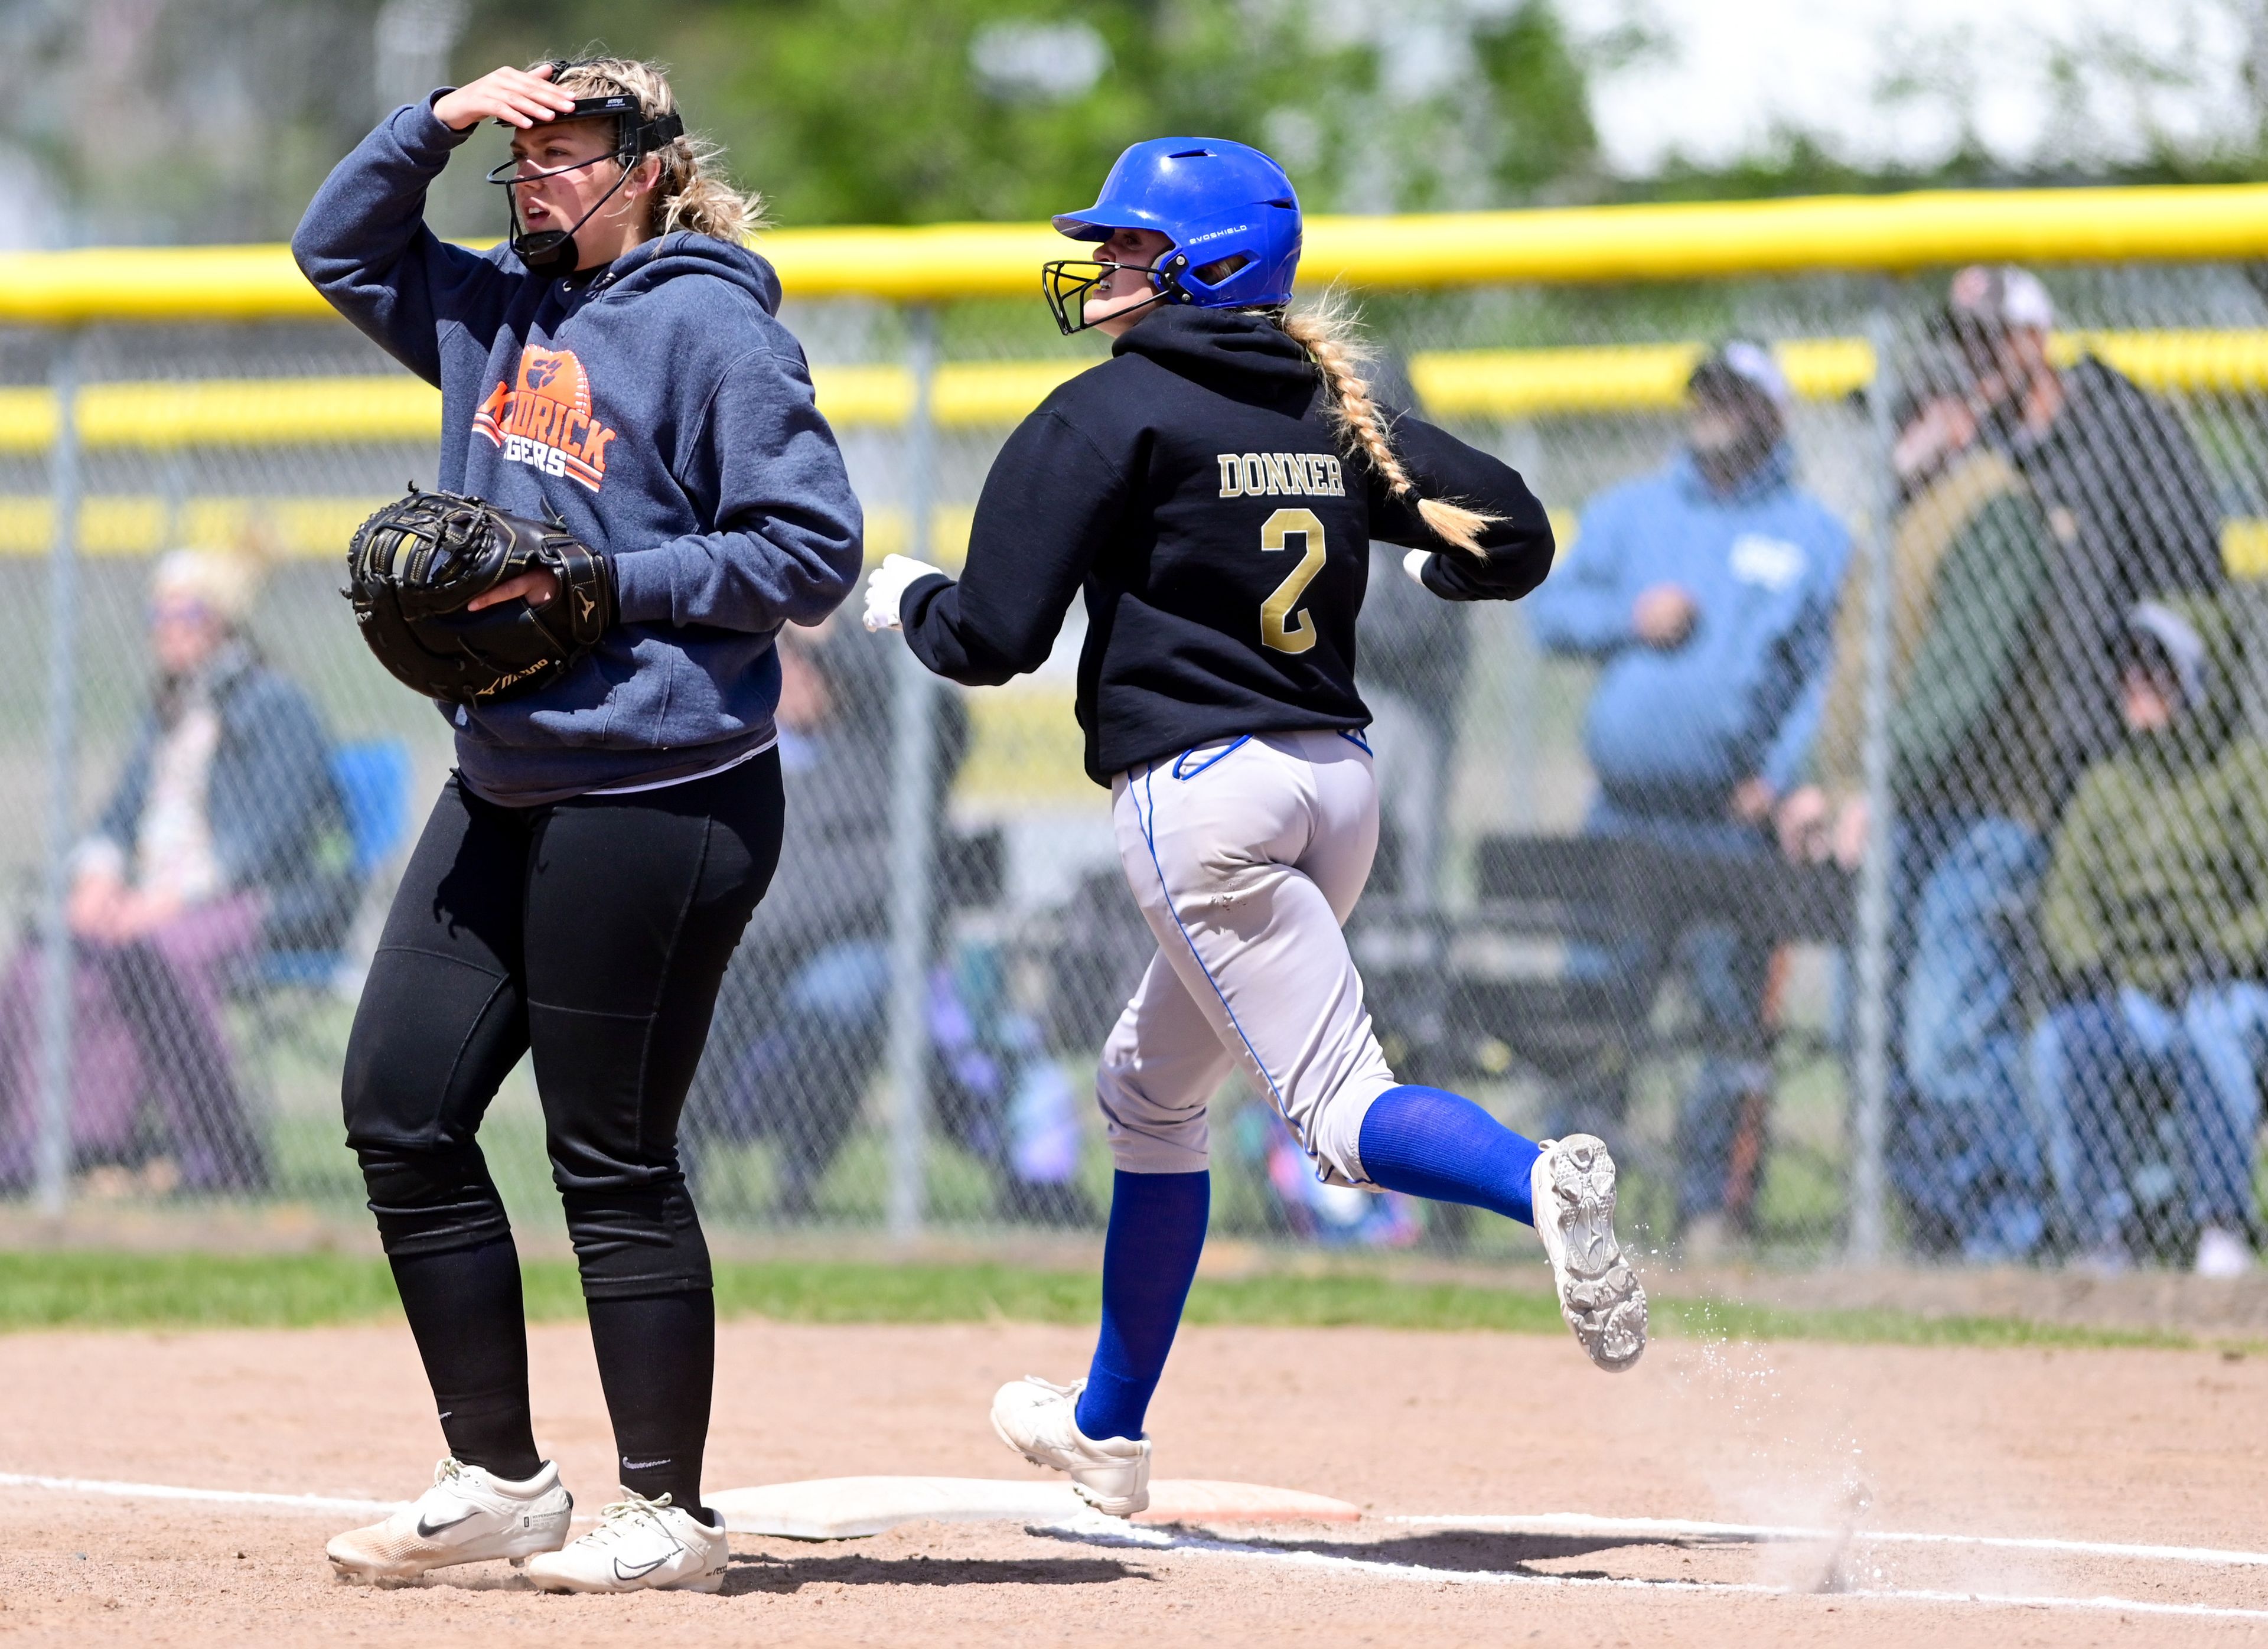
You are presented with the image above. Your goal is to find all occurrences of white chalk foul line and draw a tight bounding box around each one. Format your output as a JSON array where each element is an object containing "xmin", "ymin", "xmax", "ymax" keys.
[
  {"xmin": 1388, "ymin": 1511, "xmax": 2268, "ymax": 1570},
  {"xmin": 1041, "ymin": 1516, "xmax": 2268, "ymax": 1623},
  {"xmin": 0, "ymin": 1472, "xmax": 397, "ymax": 1518},
  {"xmin": 8, "ymin": 1469, "xmax": 2266, "ymax": 1622}
]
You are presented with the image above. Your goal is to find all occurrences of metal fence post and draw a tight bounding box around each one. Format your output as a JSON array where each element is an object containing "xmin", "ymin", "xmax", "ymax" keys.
[
  {"xmin": 32, "ymin": 331, "xmax": 84, "ymax": 1219},
  {"xmin": 1847, "ymin": 295, "xmax": 1900, "ymax": 1263},
  {"xmin": 881, "ymin": 304, "xmax": 942, "ymax": 1240}
]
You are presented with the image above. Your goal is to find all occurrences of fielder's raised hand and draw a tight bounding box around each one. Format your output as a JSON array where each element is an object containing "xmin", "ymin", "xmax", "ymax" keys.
[{"xmin": 433, "ymin": 63, "xmax": 579, "ymax": 133}]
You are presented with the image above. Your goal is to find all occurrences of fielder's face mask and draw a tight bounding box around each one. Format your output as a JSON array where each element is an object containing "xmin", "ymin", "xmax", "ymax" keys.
[{"xmin": 485, "ymin": 69, "xmax": 685, "ymax": 277}]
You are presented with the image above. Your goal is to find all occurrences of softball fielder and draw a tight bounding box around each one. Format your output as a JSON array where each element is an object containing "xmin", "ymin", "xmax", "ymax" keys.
[
  {"xmin": 865, "ymin": 138, "xmax": 1648, "ymax": 1517},
  {"xmin": 294, "ymin": 58, "xmax": 862, "ymax": 1588}
]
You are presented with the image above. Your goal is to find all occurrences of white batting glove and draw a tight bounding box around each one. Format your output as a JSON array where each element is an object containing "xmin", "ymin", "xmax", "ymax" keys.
[
  {"xmin": 862, "ymin": 553, "xmax": 941, "ymax": 633},
  {"xmin": 1403, "ymin": 548, "xmax": 1433, "ymax": 588}
]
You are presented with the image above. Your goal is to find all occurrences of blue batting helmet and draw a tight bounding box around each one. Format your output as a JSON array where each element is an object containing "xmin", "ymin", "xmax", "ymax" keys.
[{"xmin": 1043, "ymin": 137, "xmax": 1302, "ymax": 333}]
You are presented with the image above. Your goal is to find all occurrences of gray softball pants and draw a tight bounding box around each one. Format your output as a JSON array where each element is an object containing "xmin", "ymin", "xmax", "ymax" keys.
[{"xmin": 1100, "ymin": 728, "xmax": 1399, "ymax": 1187}]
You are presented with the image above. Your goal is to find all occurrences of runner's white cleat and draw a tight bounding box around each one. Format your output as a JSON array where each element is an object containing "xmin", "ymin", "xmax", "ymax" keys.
[
  {"xmin": 520, "ymin": 1490, "xmax": 729, "ymax": 1593},
  {"xmin": 326, "ymin": 1456, "xmax": 572, "ymax": 1582},
  {"xmin": 990, "ymin": 1375, "xmax": 1151, "ymax": 1517},
  {"xmin": 1532, "ymin": 1135, "xmax": 1648, "ymax": 1373}
]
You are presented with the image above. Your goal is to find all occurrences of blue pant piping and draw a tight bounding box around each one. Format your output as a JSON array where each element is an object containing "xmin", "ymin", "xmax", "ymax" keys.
[{"xmin": 1171, "ymin": 737, "xmax": 1250, "ymax": 780}]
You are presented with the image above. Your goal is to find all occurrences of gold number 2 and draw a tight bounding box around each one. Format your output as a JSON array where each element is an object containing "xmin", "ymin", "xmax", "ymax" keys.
[{"xmin": 1260, "ymin": 507, "xmax": 1325, "ymax": 654}]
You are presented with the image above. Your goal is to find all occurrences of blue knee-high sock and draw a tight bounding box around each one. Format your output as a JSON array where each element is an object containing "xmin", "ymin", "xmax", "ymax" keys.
[
  {"xmin": 1356, "ymin": 1084, "xmax": 1541, "ymax": 1226},
  {"xmin": 1076, "ymin": 1170, "xmax": 1209, "ymax": 1444}
]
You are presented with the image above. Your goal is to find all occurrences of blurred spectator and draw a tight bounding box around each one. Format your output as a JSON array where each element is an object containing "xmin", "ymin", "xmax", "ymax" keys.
[
  {"xmin": 1360, "ymin": 540, "xmax": 1471, "ymax": 905},
  {"xmin": 2030, "ymin": 600, "xmax": 2264, "ymax": 1275},
  {"xmin": 1358, "ymin": 356, "xmax": 1475, "ymax": 907},
  {"xmin": 686, "ymin": 618, "xmax": 1091, "ymax": 1224},
  {"xmin": 1778, "ymin": 343, "xmax": 2021, "ymax": 867},
  {"xmin": 1883, "ymin": 472, "xmax": 2066, "ymax": 1250},
  {"xmin": 1526, "ymin": 342, "xmax": 1850, "ymax": 1244},
  {"xmin": 1244, "ymin": 1104, "xmax": 1421, "ymax": 1248},
  {"xmin": 1946, "ymin": 265, "xmax": 2228, "ymax": 790},
  {"xmin": 0, "ymin": 544, "xmax": 347, "ymax": 1195},
  {"xmin": 1841, "ymin": 269, "xmax": 2227, "ymax": 1259},
  {"xmin": 1780, "ymin": 348, "xmax": 2044, "ymax": 1256},
  {"xmin": 686, "ymin": 618, "xmax": 943, "ymax": 1213}
]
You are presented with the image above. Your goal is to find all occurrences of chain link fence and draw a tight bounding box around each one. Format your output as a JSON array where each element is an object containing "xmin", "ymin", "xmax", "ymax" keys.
[{"xmin": 3, "ymin": 253, "xmax": 2264, "ymax": 1271}]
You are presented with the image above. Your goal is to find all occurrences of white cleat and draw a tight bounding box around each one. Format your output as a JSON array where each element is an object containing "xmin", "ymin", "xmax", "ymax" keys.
[
  {"xmin": 1532, "ymin": 1135, "xmax": 1648, "ymax": 1373},
  {"xmin": 327, "ymin": 1456, "xmax": 572, "ymax": 1582},
  {"xmin": 990, "ymin": 1375, "xmax": 1151, "ymax": 1517},
  {"xmin": 520, "ymin": 1490, "xmax": 729, "ymax": 1594}
]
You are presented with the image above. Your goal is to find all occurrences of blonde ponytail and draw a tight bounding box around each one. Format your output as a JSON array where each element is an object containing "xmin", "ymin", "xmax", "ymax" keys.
[
  {"xmin": 546, "ymin": 57, "xmax": 768, "ymax": 243},
  {"xmin": 1277, "ymin": 294, "xmax": 1497, "ymax": 558}
]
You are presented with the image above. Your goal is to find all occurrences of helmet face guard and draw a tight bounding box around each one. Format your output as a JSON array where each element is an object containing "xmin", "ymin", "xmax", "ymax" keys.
[
  {"xmin": 486, "ymin": 77, "xmax": 686, "ymax": 278},
  {"xmin": 1041, "ymin": 258, "xmax": 1182, "ymax": 337}
]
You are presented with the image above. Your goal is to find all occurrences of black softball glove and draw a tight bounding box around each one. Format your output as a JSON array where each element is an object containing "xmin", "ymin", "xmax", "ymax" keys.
[{"xmin": 344, "ymin": 487, "xmax": 615, "ymax": 705}]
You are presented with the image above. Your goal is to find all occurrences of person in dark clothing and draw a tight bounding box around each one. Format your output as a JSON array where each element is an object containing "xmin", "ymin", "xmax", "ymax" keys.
[
  {"xmin": 0, "ymin": 545, "xmax": 348, "ymax": 1196},
  {"xmin": 1946, "ymin": 263, "xmax": 2228, "ymax": 810},
  {"xmin": 1885, "ymin": 477, "xmax": 2061, "ymax": 1259},
  {"xmin": 686, "ymin": 620, "xmax": 911, "ymax": 1215},
  {"xmin": 865, "ymin": 135, "xmax": 1638, "ymax": 1523},
  {"xmin": 2032, "ymin": 599, "xmax": 2267, "ymax": 1275},
  {"xmin": 1354, "ymin": 354, "xmax": 1473, "ymax": 906},
  {"xmin": 1883, "ymin": 266, "xmax": 2227, "ymax": 1259},
  {"xmin": 1358, "ymin": 538, "xmax": 1471, "ymax": 901},
  {"xmin": 296, "ymin": 55, "xmax": 861, "ymax": 1592},
  {"xmin": 686, "ymin": 618, "xmax": 1083, "ymax": 1221}
]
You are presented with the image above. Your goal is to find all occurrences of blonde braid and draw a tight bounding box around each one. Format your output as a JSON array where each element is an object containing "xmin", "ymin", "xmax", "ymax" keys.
[{"xmin": 1278, "ymin": 295, "xmax": 1497, "ymax": 557}]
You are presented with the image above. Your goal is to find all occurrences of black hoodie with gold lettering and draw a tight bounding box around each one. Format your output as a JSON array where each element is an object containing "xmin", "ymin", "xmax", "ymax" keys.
[{"xmin": 899, "ymin": 307, "xmax": 1553, "ymax": 785}]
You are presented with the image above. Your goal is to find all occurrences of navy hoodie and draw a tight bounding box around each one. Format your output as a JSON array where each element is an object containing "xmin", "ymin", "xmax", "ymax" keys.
[{"xmin": 293, "ymin": 97, "xmax": 863, "ymax": 805}]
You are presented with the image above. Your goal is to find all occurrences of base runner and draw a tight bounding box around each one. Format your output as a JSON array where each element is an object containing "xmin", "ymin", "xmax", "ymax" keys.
[{"xmin": 864, "ymin": 137, "xmax": 1648, "ymax": 1518}]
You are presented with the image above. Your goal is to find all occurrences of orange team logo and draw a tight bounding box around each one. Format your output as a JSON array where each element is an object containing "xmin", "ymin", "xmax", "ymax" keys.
[{"xmin": 472, "ymin": 346, "xmax": 619, "ymax": 492}]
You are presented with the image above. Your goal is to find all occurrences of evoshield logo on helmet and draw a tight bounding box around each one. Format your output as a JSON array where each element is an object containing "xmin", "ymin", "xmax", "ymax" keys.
[
  {"xmin": 1041, "ymin": 136, "xmax": 1303, "ymax": 335},
  {"xmin": 485, "ymin": 63, "xmax": 686, "ymax": 277}
]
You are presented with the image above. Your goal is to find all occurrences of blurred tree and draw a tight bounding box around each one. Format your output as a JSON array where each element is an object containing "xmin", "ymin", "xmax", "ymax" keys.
[
  {"xmin": 15, "ymin": 0, "xmax": 2268, "ymax": 246},
  {"xmin": 458, "ymin": 0, "xmax": 1604, "ymax": 225},
  {"xmin": 1473, "ymin": 4, "xmax": 1604, "ymax": 198},
  {"xmin": 0, "ymin": 0, "xmax": 397, "ymax": 245},
  {"xmin": 0, "ymin": 0, "xmax": 1612, "ymax": 241}
]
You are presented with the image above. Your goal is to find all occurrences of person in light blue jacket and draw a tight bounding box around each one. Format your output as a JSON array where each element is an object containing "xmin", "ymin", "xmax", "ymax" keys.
[{"xmin": 1527, "ymin": 343, "xmax": 1850, "ymax": 1249}]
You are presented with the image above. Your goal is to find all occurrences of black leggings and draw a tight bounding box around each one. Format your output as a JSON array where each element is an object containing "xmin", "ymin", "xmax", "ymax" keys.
[
  {"xmin": 342, "ymin": 754, "xmax": 781, "ymax": 1505},
  {"xmin": 346, "ymin": 754, "xmax": 781, "ymax": 1289}
]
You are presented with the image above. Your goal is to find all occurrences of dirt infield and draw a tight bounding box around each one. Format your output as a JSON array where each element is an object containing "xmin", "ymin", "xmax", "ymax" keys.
[{"xmin": 5, "ymin": 1318, "xmax": 2267, "ymax": 1646}]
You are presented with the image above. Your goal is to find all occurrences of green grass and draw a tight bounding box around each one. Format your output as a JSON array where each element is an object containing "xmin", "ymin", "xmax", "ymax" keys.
[
  {"xmin": 0, "ymin": 1250, "xmax": 2202, "ymax": 1350},
  {"xmin": 0, "ymin": 1250, "xmax": 411, "ymax": 1329}
]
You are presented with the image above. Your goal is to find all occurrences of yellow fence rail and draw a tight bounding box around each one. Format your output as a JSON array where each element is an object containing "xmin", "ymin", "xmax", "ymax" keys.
[
  {"xmin": 5, "ymin": 329, "xmax": 2266, "ymax": 451},
  {"xmin": 0, "ymin": 374, "xmax": 442, "ymax": 451},
  {"xmin": 1411, "ymin": 330, "xmax": 2268, "ymax": 416},
  {"xmin": 0, "ymin": 495, "xmax": 383, "ymax": 556},
  {"xmin": 6, "ymin": 184, "xmax": 2268, "ymax": 320},
  {"xmin": 1412, "ymin": 339, "xmax": 1873, "ymax": 419},
  {"xmin": 6, "ymin": 494, "xmax": 2263, "ymax": 582},
  {"xmin": 0, "ymin": 495, "xmax": 977, "ymax": 563}
]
